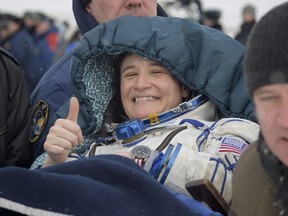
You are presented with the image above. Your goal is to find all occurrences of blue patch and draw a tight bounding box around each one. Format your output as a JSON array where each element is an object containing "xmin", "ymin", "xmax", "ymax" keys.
[{"xmin": 30, "ymin": 100, "xmax": 49, "ymax": 143}]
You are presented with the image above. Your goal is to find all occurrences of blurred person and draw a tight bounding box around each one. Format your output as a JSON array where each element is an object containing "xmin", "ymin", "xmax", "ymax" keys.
[
  {"xmin": 54, "ymin": 20, "xmax": 70, "ymax": 60},
  {"xmin": 30, "ymin": 0, "xmax": 255, "ymax": 162},
  {"xmin": 229, "ymin": 3, "xmax": 288, "ymax": 215},
  {"xmin": 202, "ymin": 10, "xmax": 222, "ymax": 31},
  {"xmin": 64, "ymin": 29, "xmax": 82, "ymax": 54},
  {"xmin": 23, "ymin": 11, "xmax": 38, "ymax": 35},
  {"xmin": 24, "ymin": 11, "xmax": 59, "ymax": 90},
  {"xmin": 54, "ymin": 21, "xmax": 70, "ymax": 44},
  {"xmin": 0, "ymin": 13, "xmax": 37, "ymax": 95},
  {"xmin": 0, "ymin": 47, "xmax": 32, "ymax": 168},
  {"xmin": 234, "ymin": 4, "xmax": 256, "ymax": 46},
  {"xmin": 162, "ymin": 0, "xmax": 203, "ymax": 22}
]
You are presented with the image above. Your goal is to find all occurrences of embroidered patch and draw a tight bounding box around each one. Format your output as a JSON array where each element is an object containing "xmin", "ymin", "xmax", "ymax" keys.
[
  {"xmin": 217, "ymin": 136, "xmax": 249, "ymax": 155},
  {"xmin": 30, "ymin": 100, "xmax": 49, "ymax": 143}
]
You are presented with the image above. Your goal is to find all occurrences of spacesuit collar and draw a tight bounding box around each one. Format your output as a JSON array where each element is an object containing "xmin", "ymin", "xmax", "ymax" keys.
[{"xmin": 142, "ymin": 94, "xmax": 215, "ymax": 128}]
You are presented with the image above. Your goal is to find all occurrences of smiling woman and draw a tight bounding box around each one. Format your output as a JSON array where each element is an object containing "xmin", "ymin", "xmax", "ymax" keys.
[
  {"xmin": 119, "ymin": 54, "xmax": 188, "ymax": 120},
  {"xmin": 29, "ymin": 16, "xmax": 260, "ymax": 210}
]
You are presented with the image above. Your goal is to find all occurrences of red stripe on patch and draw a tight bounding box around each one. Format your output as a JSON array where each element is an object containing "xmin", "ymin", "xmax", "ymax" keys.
[{"xmin": 218, "ymin": 137, "xmax": 249, "ymax": 155}]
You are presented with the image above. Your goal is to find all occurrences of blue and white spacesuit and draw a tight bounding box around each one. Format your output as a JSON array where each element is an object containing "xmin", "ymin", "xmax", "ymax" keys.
[{"xmin": 78, "ymin": 94, "xmax": 259, "ymax": 204}]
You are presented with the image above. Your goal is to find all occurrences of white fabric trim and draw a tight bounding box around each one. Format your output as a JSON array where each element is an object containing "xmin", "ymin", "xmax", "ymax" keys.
[{"xmin": 0, "ymin": 197, "xmax": 72, "ymax": 216}]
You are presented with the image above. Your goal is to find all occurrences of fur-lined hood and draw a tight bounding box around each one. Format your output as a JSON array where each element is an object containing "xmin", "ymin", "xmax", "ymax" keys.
[{"xmin": 70, "ymin": 16, "xmax": 256, "ymax": 138}]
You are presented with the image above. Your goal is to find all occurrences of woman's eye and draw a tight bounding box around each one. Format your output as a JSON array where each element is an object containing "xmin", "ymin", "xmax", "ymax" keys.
[
  {"xmin": 259, "ymin": 95, "xmax": 279, "ymax": 102},
  {"xmin": 123, "ymin": 72, "xmax": 137, "ymax": 78},
  {"xmin": 151, "ymin": 70, "xmax": 164, "ymax": 75}
]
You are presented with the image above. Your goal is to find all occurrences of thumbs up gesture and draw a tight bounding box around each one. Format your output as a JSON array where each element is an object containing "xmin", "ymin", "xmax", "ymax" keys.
[
  {"xmin": 67, "ymin": 97, "xmax": 80, "ymax": 123},
  {"xmin": 43, "ymin": 97, "xmax": 83, "ymax": 167}
]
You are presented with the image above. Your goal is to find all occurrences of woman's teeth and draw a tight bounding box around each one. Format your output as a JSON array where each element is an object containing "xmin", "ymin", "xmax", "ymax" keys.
[{"xmin": 135, "ymin": 97, "xmax": 157, "ymax": 102}]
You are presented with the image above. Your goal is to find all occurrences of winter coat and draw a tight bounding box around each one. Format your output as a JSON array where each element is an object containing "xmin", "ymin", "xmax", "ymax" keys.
[
  {"xmin": 69, "ymin": 15, "xmax": 255, "ymax": 140},
  {"xmin": 0, "ymin": 27, "xmax": 37, "ymax": 94},
  {"xmin": 229, "ymin": 142, "xmax": 281, "ymax": 216},
  {"xmin": 0, "ymin": 47, "xmax": 32, "ymax": 167},
  {"xmin": 29, "ymin": 0, "xmax": 169, "ymax": 159}
]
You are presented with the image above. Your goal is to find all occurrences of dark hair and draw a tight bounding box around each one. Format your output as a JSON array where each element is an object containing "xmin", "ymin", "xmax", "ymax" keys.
[
  {"xmin": 109, "ymin": 53, "xmax": 129, "ymax": 123},
  {"xmin": 100, "ymin": 53, "xmax": 129, "ymax": 134},
  {"xmin": 79, "ymin": 0, "xmax": 92, "ymax": 11}
]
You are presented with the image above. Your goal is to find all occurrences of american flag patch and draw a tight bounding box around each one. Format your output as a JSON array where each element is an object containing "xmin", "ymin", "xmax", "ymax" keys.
[{"xmin": 217, "ymin": 136, "xmax": 249, "ymax": 155}]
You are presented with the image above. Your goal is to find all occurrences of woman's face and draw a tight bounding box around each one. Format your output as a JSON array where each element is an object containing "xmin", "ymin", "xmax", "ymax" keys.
[{"xmin": 120, "ymin": 54, "xmax": 188, "ymax": 119}]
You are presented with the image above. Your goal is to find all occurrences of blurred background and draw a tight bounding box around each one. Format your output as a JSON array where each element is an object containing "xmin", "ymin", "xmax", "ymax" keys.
[
  {"xmin": 0, "ymin": 0, "xmax": 287, "ymax": 37},
  {"xmin": 0, "ymin": 0, "xmax": 286, "ymax": 94},
  {"xmin": 159, "ymin": 0, "xmax": 287, "ymax": 36}
]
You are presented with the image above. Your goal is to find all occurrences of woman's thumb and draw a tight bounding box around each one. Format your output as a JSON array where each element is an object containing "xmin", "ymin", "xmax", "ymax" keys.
[{"xmin": 67, "ymin": 97, "xmax": 79, "ymax": 123}]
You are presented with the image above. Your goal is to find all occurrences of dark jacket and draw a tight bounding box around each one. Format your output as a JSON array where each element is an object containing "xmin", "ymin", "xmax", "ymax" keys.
[
  {"xmin": 229, "ymin": 141, "xmax": 281, "ymax": 216},
  {"xmin": 0, "ymin": 27, "xmax": 37, "ymax": 94},
  {"xmin": 29, "ymin": 0, "xmax": 169, "ymax": 159},
  {"xmin": 234, "ymin": 20, "xmax": 256, "ymax": 46},
  {"xmin": 0, "ymin": 47, "xmax": 32, "ymax": 167}
]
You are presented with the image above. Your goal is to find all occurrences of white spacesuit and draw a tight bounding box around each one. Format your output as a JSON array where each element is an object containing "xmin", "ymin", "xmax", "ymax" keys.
[{"xmin": 82, "ymin": 94, "xmax": 260, "ymax": 203}]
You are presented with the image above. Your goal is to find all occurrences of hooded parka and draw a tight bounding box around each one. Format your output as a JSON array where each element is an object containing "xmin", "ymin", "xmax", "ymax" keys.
[
  {"xmin": 29, "ymin": 0, "xmax": 169, "ymax": 159},
  {"xmin": 70, "ymin": 16, "xmax": 255, "ymax": 138}
]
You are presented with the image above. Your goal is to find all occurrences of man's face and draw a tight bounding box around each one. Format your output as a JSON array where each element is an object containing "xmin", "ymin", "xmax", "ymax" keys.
[
  {"xmin": 253, "ymin": 83, "xmax": 288, "ymax": 166},
  {"xmin": 243, "ymin": 12, "xmax": 254, "ymax": 22},
  {"xmin": 86, "ymin": 0, "xmax": 157, "ymax": 23},
  {"xmin": 120, "ymin": 54, "xmax": 188, "ymax": 120}
]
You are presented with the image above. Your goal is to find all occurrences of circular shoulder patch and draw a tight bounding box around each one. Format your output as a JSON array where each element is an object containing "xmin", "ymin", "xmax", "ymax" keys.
[{"xmin": 30, "ymin": 100, "xmax": 49, "ymax": 143}]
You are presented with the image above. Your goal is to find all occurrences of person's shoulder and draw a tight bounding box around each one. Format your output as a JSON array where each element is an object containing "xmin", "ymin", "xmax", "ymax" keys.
[
  {"xmin": 16, "ymin": 28, "xmax": 34, "ymax": 40},
  {"xmin": 0, "ymin": 47, "xmax": 21, "ymax": 66},
  {"xmin": 230, "ymin": 143, "xmax": 281, "ymax": 215},
  {"xmin": 237, "ymin": 141, "xmax": 259, "ymax": 166},
  {"xmin": 0, "ymin": 48, "xmax": 23, "ymax": 78},
  {"xmin": 233, "ymin": 141, "xmax": 263, "ymax": 182}
]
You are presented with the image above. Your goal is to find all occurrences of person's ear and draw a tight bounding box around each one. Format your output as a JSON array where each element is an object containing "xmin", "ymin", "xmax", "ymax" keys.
[
  {"xmin": 182, "ymin": 85, "xmax": 190, "ymax": 99},
  {"xmin": 85, "ymin": 5, "xmax": 92, "ymax": 14}
]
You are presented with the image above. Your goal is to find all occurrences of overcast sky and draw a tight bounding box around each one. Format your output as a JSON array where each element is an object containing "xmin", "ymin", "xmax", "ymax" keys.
[
  {"xmin": 0, "ymin": 0, "xmax": 74, "ymax": 27},
  {"xmin": 0, "ymin": 0, "xmax": 286, "ymax": 36}
]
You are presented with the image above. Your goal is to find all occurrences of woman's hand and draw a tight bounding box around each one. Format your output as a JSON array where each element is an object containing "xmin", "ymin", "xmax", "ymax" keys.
[{"xmin": 43, "ymin": 97, "xmax": 83, "ymax": 167}]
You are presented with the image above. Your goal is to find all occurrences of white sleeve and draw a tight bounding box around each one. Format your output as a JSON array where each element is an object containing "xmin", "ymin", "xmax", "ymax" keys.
[{"xmin": 154, "ymin": 118, "xmax": 260, "ymax": 204}]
